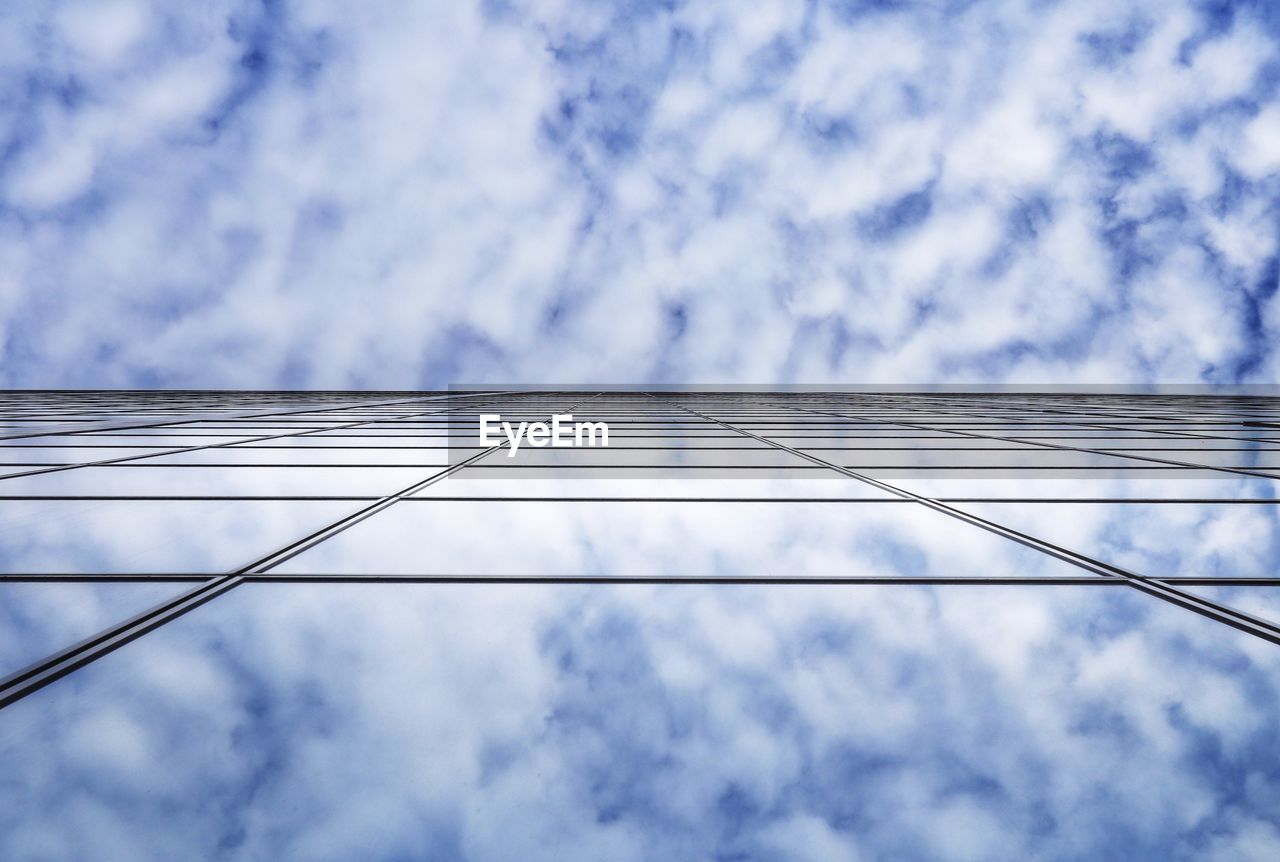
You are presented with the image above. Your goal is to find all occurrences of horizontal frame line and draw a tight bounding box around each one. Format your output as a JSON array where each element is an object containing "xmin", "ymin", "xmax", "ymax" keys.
[{"xmin": 3, "ymin": 573, "xmax": 1279, "ymax": 585}]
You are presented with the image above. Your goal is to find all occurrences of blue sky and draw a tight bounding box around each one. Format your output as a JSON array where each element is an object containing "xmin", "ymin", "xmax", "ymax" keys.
[
  {"xmin": 2, "ymin": 0, "xmax": 1278, "ymax": 387},
  {"xmin": 2, "ymin": 2, "xmax": 1280, "ymax": 860}
]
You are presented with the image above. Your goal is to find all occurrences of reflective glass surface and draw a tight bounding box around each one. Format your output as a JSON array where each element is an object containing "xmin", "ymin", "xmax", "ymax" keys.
[
  {"xmin": 1, "ymin": 583, "xmax": 1277, "ymax": 860},
  {"xmin": 954, "ymin": 502, "xmax": 1280, "ymax": 579},
  {"xmin": 2, "ymin": 390, "xmax": 1279, "ymax": 861},
  {"xmin": 278, "ymin": 498, "xmax": 1098, "ymax": 578},
  {"xmin": 0, "ymin": 465, "xmax": 441, "ymax": 498},
  {"xmin": 0, "ymin": 582, "xmax": 188, "ymax": 675},
  {"xmin": 0, "ymin": 500, "xmax": 354, "ymax": 573}
]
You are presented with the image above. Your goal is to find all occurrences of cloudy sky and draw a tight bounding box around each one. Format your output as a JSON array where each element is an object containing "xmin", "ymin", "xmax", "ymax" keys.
[
  {"xmin": 3, "ymin": 1, "xmax": 1280, "ymax": 861},
  {"xmin": 2, "ymin": 0, "xmax": 1278, "ymax": 387}
]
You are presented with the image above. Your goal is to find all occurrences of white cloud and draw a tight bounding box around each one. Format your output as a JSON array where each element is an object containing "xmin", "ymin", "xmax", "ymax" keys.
[
  {"xmin": 1238, "ymin": 103, "xmax": 1280, "ymax": 179},
  {"xmin": 55, "ymin": 0, "xmax": 149, "ymax": 67},
  {"xmin": 2, "ymin": 0, "xmax": 1277, "ymax": 386}
]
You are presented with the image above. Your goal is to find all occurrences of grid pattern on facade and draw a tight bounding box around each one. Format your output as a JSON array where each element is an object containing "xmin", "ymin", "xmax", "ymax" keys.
[{"xmin": 1, "ymin": 389, "xmax": 1279, "ymax": 709}]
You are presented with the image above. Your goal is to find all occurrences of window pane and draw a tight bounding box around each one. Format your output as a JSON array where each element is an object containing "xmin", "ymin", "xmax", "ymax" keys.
[
  {"xmin": 0, "ymin": 500, "xmax": 355, "ymax": 573},
  {"xmin": 950, "ymin": 501, "xmax": 1280, "ymax": 579},
  {"xmin": 0, "ymin": 583, "xmax": 1276, "ymax": 859},
  {"xmin": 412, "ymin": 476, "xmax": 897, "ymax": 500},
  {"xmin": 0, "ymin": 465, "xmax": 440, "ymax": 498},
  {"xmin": 0, "ymin": 582, "xmax": 190, "ymax": 675},
  {"xmin": 275, "ymin": 499, "xmax": 1095, "ymax": 578}
]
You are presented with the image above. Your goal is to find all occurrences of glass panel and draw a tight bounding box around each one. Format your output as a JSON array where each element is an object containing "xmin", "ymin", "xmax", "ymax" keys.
[
  {"xmin": 141, "ymin": 448, "xmax": 453, "ymax": 467},
  {"xmin": 311, "ymin": 427, "xmax": 464, "ymax": 438},
  {"xmin": 0, "ymin": 447, "xmax": 180, "ymax": 465},
  {"xmin": 461, "ymin": 466, "xmax": 829, "ymax": 479},
  {"xmin": 1, "ymin": 583, "xmax": 1277, "ymax": 858},
  {"xmin": 477, "ymin": 447, "xmax": 813, "ymax": 467},
  {"xmin": 768, "ymin": 430, "xmax": 966, "ymax": 439},
  {"xmin": 885, "ymin": 475, "xmax": 1280, "ymax": 500},
  {"xmin": 1183, "ymin": 586, "xmax": 1280, "ymax": 627},
  {"xmin": 0, "ymin": 465, "xmax": 51, "ymax": 479},
  {"xmin": 826, "ymin": 449, "xmax": 1158, "ymax": 469},
  {"xmin": 951, "ymin": 502, "xmax": 1280, "ymax": 579},
  {"xmin": 449, "ymin": 438, "xmax": 783, "ymax": 451},
  {"xmin": 1126, "ymin": 451, "xmax": 1280, "ymax": 469},
  {"xmin": 1020, "ymin": 437, "xmax": 1280, "ymax": 450},
  {"xmin": 139, "ymin": 424, "xmax": 333, "ymax": 434},
  {"xmin": 412, "ymin": 476, "xmax": 897, "ymax": 500},
  {"xmin": 275, "ymin": 499, "xmax": 1093, "ymax": 578},
  {"xmin": 791, "ymin": 438, "xmax": 1044, "ymax": 449},
  {"xmin": 0, "ymin": 500, "xmax": 354, "ymax": 574},
  {"xmin": 0, "ymin": 465, "xmax": 438, "ymax": 498},
  {"xmin": 0, "ymin": 582, "xmax": 189, "ymax": 675},
  {"xmin": 61, "ymin": 431, "xmax": 267, "ymax": 442},
  {"xmin": 232, "ymin": 436, "xmax": 463, "ymax": 448}
]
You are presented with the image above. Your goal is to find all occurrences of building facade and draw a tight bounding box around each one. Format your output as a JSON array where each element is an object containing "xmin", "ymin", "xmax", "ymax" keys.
[{"xmin": 1, "ymin": 389, "xmax": 1278, "ymax": 858}]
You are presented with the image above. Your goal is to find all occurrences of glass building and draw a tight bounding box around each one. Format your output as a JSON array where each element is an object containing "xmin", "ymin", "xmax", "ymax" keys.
[{"xmin": 1, "ymin": 389, "xmax": 1279, "ymax": 860}]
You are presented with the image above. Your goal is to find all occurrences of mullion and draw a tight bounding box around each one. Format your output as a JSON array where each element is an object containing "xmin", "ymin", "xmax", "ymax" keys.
[
  {"xmin": 4, "ymin": 572, "xmax": 1279, "ymax": 585},
  {"xmin": 0, "ymin": 398, "xmax": 484, "ymax": 482},
  {"xmin": 0, "ymin": 393, "xmax": 598, "ymax": 710},
  {"xmin": 879, "ymin": 392, "xmax": 1280, "ymax": 447},
  {"xmin": 3, "ymin": 389, "xmax": 1280, "ymax": 715},
  {"xmin": 771, "ymin": 401, "xmax": 1280, "ymax": 481},
  {"xmin": 0, "ymin": 393, "xmax": 435, "ymax": 443},
  {"xmin": 656, "ymin": 394, "xmax": 1280, "ymax": 646}
]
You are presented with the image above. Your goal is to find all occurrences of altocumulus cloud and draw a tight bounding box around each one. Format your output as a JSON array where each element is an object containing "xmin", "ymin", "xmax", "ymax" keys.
[
  {"xmin": 1, "ymin": 471, "xmax": 1280, "ymax": 859},
  {"xmin": 2, "ymin": 577, "xmax": 1280, "ymax": 861},
  {"xmin": 2, "ymin": 4, "xmax": 1280, "ymax": 861},
  {"xmin": 1, "ymin": 0, "xmax": 1278, "ymax": 387}
]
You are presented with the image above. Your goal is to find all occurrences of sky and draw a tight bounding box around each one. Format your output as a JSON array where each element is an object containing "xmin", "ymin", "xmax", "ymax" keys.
[
  {"xmin": 2, "ymin": 1, "xmax": 1280, "ymax": 860},
  {"xmin": 1, "ymin": 0, "xmax": 1279, "ymax": 387}
]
